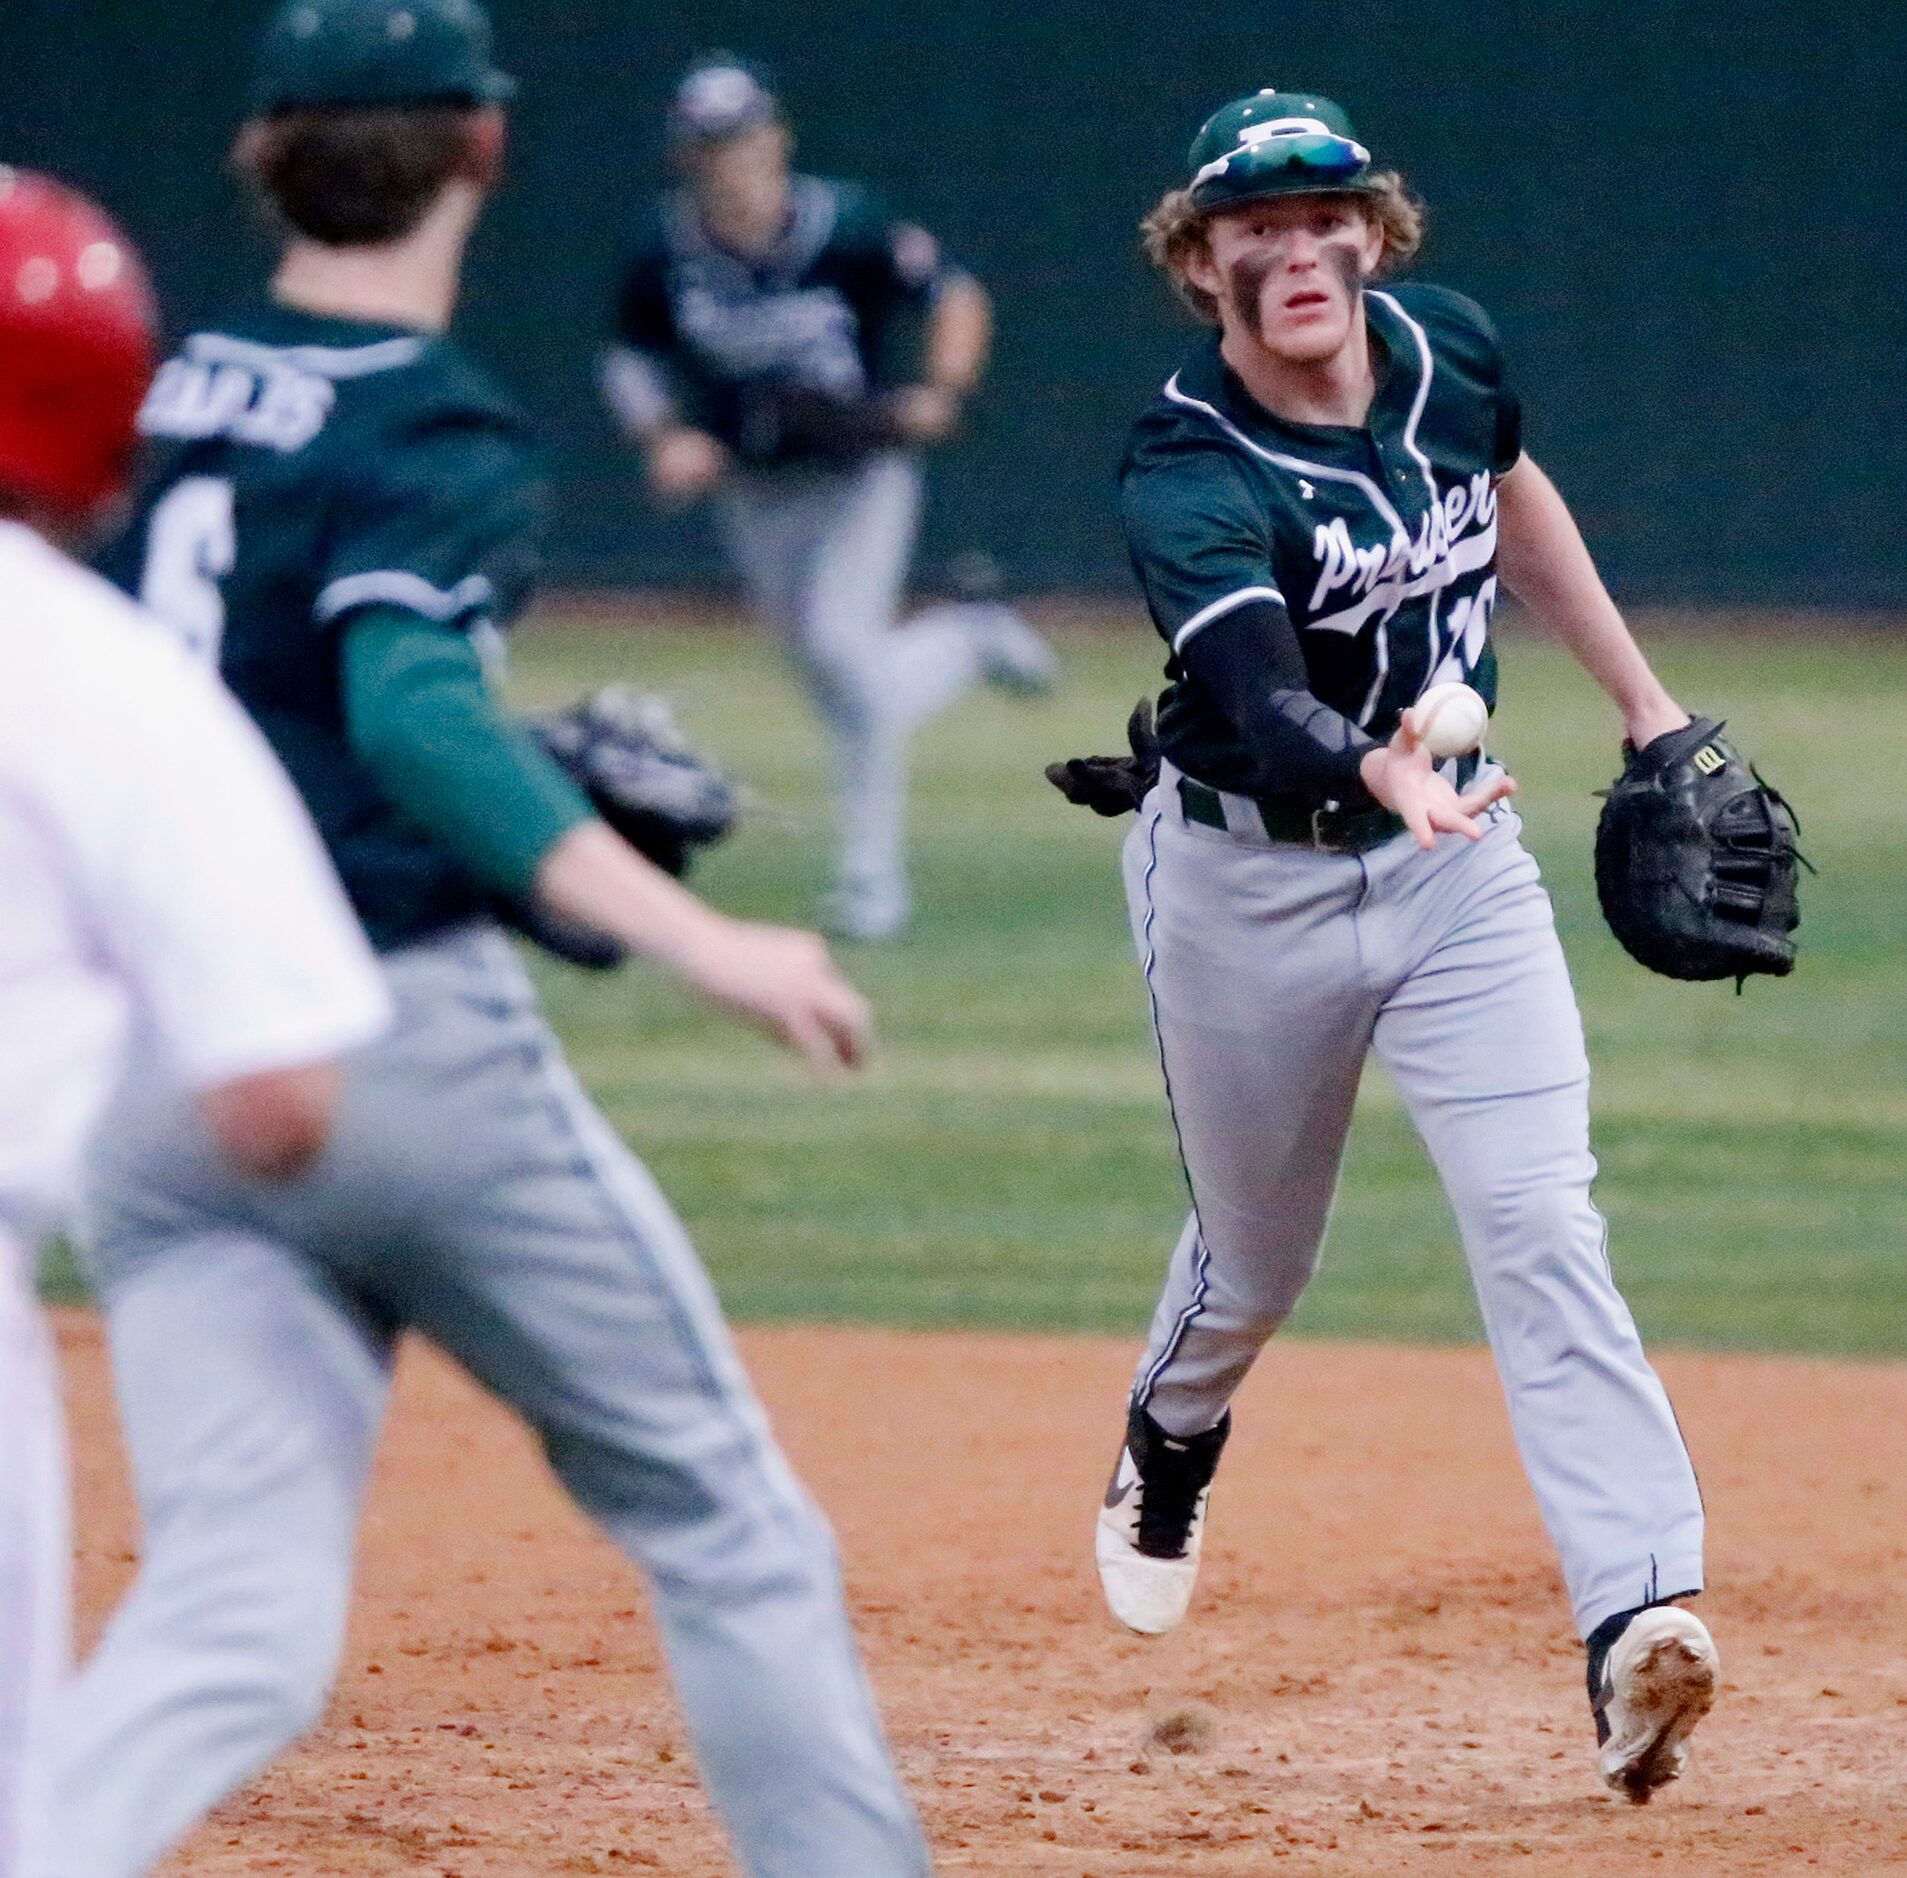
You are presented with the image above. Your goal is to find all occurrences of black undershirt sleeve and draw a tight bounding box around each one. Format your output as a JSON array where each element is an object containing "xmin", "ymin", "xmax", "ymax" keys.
[
  {"xmin": 1177, "ymin": 598, "xmax": 1378, "ymax": 802},
  {"xmin": 1494, "ymin": 387, "xmax": 1523, "ymax": 477}
]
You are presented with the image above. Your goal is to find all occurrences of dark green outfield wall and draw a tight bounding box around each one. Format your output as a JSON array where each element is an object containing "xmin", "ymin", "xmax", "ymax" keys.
[{"xmin": 7, "ymin": 2, "xmax": 1904, "ymax": 602}]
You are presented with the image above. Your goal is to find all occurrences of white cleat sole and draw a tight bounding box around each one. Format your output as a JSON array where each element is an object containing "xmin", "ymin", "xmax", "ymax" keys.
[
  {"xmin": 1598, "ymin": 1607, "xmax": 1720, "ymax": 1804},
  {"xmin": 1095, "ymin": 1505, "xmax": 1197, "ymax": 1636},
  {"xmin": 970, "ymin": 607, "xmax": 1060, "ymax": 696}
]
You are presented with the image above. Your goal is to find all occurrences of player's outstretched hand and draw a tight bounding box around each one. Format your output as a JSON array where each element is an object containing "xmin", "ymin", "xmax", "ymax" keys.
[
  {"xmin": 886, "ymin": 384, "xmax": 962, "ymax": 445},
  {"xmin": 684, "ymin": 917, "xmax": 872, "ymax": 1078},
  {"xmin": 647, "ymin": 426, "xmax": 727, "ymax": 503},
  {"xmin": 535, "ymin": 825, "xmax": 872, "ymax": 1076},
  {"xmin": 1359, "ymin": 718, "xmax": 1516, "ymax": 850}
]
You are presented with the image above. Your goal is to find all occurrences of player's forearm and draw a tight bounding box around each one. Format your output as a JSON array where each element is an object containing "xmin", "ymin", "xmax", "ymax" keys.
[
  {"xmin": 600, "ymin": 343, "xmax": 679, "ymax": 441},
  {"xmin": 1495, "ymin": 456, "xmax": 1685, "ymax": 740},
  {"xmin": 1181, "ymin": 601, "xmax": 1377, "ymax": 801},
  {"xmin": 533, "ymin": 821, "xmax": 730, "ymax": 974},
  {"xmin": 925, "ymin": 275, "xmax": 991, "ymax": 395}
]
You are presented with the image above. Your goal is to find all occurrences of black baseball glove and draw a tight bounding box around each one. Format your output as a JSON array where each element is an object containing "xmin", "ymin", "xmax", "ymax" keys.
[
  {"xmin": 501, "ymin": 687, "xmax": 741, "ymax": 970},
  {"xmin": 737, "ymin": 383, "xmax": 913, "ymax": 463},
  {"xmin": 534, "ymin": 685, "xmax": 739, "ymax": 875},
  {"xmin": 1594, "ymin": 716, "xmax": 1804, "ymax": 985},
  {"xmin": 1046, "ymin": 698, "xmax": 1161, "ymax": 816}
]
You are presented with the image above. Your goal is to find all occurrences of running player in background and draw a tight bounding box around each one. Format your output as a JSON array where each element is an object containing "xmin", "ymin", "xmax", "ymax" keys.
[
  {"xmin": 51, "ymin": 5, "xmax": 933, "ymax": 1875},
  {"xmin": 604, "ymin": 58, "xmax": 1058, "ymax": 940},
  {"xmin": 0, "ymin": 168, "xmax": 388, "ymax": 1878}
]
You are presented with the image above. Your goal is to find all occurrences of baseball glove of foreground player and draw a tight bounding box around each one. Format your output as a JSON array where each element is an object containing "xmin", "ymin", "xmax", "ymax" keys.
[
  {"xmin": 1594, "ymin": 716, "xmax": 1804, "ymax": 984},
  {"xmin": 1046, "ymin": 697, "xmax": 1161, "ymax": 815},
  {"xmin": 534, "ymin": 685, "xmax": 739, "ymax": 876},
  {"xmin": 502, "ymin": 687, "xmax": 741, "ymax": 970}
]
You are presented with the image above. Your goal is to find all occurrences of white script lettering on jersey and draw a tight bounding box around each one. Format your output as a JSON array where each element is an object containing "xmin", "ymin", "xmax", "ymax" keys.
[
  {"xmin": 1306, "ymin": 467, "xmax": 1498, "ymax": 628},
  {"xmin": 675, "ymin": 282, "xmax": 866, "ymax": 394},
  {"xmin": 139, "ymin": 356, "xmax": 335, "ymax": 454}
]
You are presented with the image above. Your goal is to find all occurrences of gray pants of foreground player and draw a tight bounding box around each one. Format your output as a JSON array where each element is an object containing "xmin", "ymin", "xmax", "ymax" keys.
[
  {"xmin": 719, "ymin": 451, "xmax": 988, "ymax": 930},
  {"xmin": 1125, "ymin": 769, "xmax": 1704, "ymax": 1639},
  {"xmin": 51, "ymin": 927, "xmax": 929, "ymax": 1878}
]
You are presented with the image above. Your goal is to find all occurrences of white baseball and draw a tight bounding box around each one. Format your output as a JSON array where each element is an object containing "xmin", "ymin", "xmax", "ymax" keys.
[{"xmin": 1406, "ymin": 681, "xmax": 1489, "ymax": 759}]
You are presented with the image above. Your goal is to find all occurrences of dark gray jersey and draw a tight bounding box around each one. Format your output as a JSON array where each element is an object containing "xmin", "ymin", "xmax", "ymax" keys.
[
  {"xmin": 1121, "ymin": 283, "xmax": 1522, "ymax": 800},
  {"xmin": 608, "ymin": 175, "xmax": 951, "ymax": 467}
]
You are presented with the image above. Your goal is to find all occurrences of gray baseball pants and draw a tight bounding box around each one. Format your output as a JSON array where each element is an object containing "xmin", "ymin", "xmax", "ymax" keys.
[
  {"xmin": 1124, "ymin": 767, "xmax": 1704, "ymax": 1638},
  {"xmin": 50, "ymin": 926, "xmax": 930, "ymax": 1878},
  {"xmin": 718, "ymin": 452, "xmax": 986, "ymax": 930}
]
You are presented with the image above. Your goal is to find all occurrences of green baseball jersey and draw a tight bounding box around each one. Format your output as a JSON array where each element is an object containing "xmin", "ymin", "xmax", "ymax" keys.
[
  {"xmin": 1121, "ymin": 282, "xmax": 1521, "ymax": 800},
  {"xmin": 99, "ymin": 301, "xmax": 543, "ymax": 951}
]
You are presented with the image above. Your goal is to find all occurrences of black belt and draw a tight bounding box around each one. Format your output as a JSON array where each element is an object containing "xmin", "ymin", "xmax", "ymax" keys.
[{"xmin": 1177, "ymin": 752, "xmax": 1481, "ymax": 854}]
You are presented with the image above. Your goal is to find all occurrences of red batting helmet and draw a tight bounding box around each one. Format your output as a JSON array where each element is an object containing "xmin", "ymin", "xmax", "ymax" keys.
[{"xmin": 0, "ymin": 167, "xmax": 157, "ymax": 519}]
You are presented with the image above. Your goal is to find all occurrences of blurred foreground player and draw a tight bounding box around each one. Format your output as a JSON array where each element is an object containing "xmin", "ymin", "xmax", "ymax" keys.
[
  {"xmin": 0, "ymin": 169, "xmax": 388, "ymax": 1876},
  {"xmin": 50, "ymin": 5, "xmax": 933, "ymax": 1875},
  {"xmin": 604, "ymin": 58, "xmax": 1057, "ymax": 939},
  {"xmin": 1054, "ymin": 90, "xmax": 1722, "ymax": 1801}
]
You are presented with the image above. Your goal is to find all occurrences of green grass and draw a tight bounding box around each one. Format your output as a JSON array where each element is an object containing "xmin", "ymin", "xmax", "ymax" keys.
[
  {"xmin": 46, "ymin": 611, "xmax": 1907, "ymax": 1358},
  {"xmin": 503, "ymin": 608, "xmax": 1907, "ymax": 1358}
]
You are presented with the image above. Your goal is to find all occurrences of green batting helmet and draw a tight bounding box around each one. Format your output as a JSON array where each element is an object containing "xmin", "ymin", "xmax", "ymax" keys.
[
  {"xmin": 251, "ymin": 0, "xmax": 516, "ymax": 115},
  {"xmin": 1185, "ymin": 89, "xmax": 1375, "ymax": 216}
]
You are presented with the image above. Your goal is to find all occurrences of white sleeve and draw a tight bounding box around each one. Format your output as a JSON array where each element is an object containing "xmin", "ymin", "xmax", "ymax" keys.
[
  {"xmin": 600, "ymin": 344, "xmax": 677, "ymax": 436},
  {"xmin": 77, "ymin": 643, "xmax": 392, "ymax": 1091}
]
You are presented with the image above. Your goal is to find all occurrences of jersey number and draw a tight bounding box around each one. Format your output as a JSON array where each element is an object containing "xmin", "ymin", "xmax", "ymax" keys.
[{"xmin": 139, "ymin": 476, "xmax": 236, "ymax": 664}]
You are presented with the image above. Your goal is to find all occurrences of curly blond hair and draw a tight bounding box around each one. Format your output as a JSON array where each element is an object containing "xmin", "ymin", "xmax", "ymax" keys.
[{"xmin": 1140, "ymin": 174, "xmax": 1426, "ymax": 324}]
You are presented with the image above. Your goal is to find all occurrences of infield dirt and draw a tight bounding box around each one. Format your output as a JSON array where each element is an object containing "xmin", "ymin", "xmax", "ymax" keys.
[{"xmin": 59, "ymin": 1313, "xmax": 1907, "ymax": 1876}]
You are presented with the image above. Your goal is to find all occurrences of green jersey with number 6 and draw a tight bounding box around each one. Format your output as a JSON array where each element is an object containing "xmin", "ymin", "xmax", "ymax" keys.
[{"xmin": 97, "ymin": 301, "xmax": 542, "ymax": 950}]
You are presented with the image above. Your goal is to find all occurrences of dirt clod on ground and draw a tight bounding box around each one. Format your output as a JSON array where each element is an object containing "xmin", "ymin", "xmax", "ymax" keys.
[
  {"xmin": 1147, "ymin": 1706, "xmax": 1217, "ymax": 1755},
  {"xmin": 58, "ymin": 1314, "xmax": 1907, "ymax": 1876}
]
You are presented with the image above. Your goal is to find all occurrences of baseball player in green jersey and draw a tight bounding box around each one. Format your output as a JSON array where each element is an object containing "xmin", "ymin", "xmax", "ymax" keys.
[
  {"xmin": 604, "ymin": 58, "xmax": 1058, "ymax": 941},
  {"xmin": 1077, "ymin": 91, "xmax": 1720, "ymax": 1802},
  {"xmin": 54, "ymin": 6, "xmax": 932, "ymax": 1875}
]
